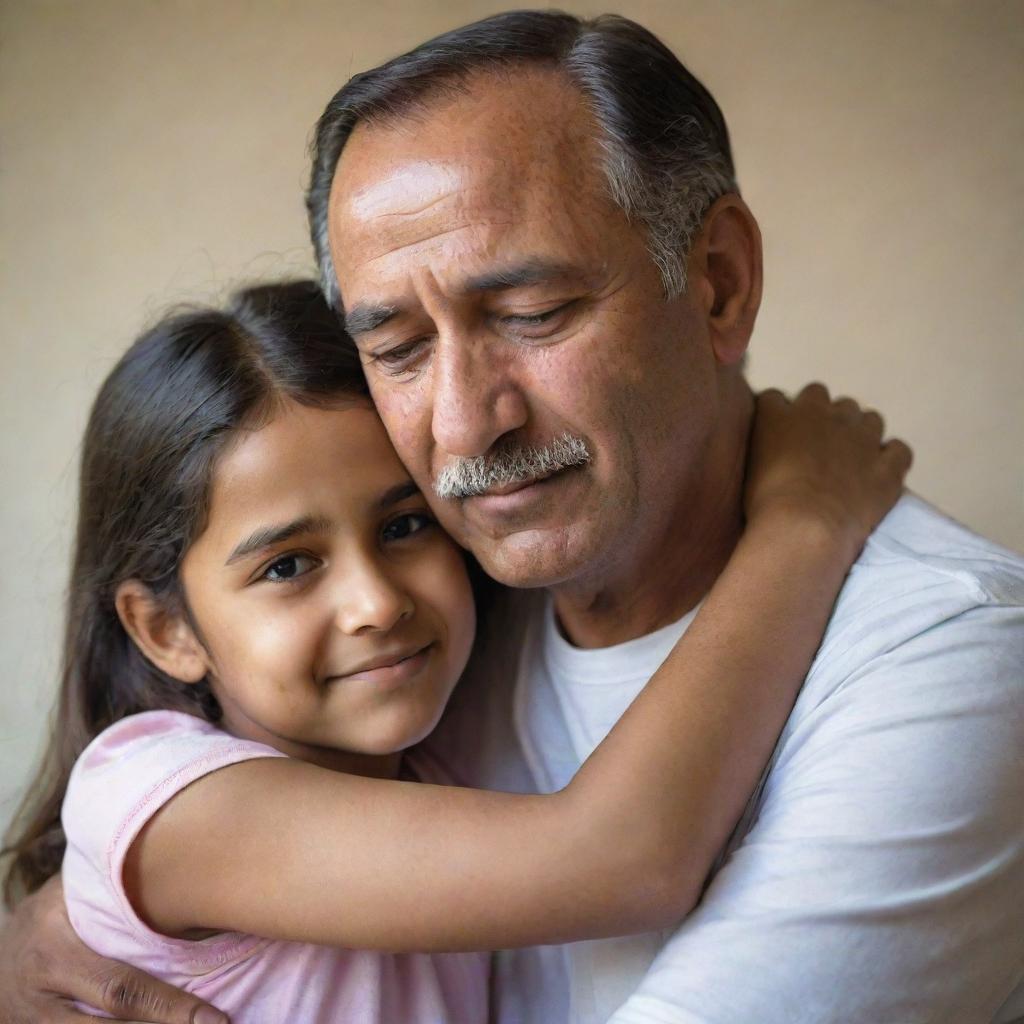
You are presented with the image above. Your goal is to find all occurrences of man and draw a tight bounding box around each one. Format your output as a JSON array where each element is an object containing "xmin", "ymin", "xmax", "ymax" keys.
[{"xmin": 3, "ymin": 11, "xmax": 1022, "ymax": 1023}]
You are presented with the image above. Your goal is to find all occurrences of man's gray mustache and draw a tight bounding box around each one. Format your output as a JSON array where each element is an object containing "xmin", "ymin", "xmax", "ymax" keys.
[{"xmin": 434, "ymin": 434, "xmax": 591, "ymax": 501}]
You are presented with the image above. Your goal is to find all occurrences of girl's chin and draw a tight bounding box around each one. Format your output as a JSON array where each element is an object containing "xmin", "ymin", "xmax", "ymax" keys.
[{"xmin": 312, "ymin": 704, "xmax": 447, "ymax": 763}]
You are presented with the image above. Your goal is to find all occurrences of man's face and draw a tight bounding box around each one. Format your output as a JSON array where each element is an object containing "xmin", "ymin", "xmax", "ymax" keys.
[{"xmin": 327, "ymin": 70, "xmax": 723, "ymax": 589}]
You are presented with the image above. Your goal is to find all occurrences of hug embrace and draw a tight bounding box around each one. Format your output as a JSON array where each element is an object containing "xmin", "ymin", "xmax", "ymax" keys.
[{"xmin": 2, "ymin": 11, "xmax": 1023, "ymax": 1024}]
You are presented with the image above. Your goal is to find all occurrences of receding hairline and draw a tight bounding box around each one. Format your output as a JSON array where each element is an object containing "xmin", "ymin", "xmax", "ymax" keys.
[
  {"xmin": 334, "ymin": 63, "xmax": 609, "ymax": 186},
  {"xmin": 345, "ymin": 61, "xmax": 583, "ymax": 134},
  {"xmin": 309, "ymin": 18, "xmax": 738, "ymax": 303},
  {"xmin": 326, "ymin": 64, "xmax": 628, "ymax": 262}
]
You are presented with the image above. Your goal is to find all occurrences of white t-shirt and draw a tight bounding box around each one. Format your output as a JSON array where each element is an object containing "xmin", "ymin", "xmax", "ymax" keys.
[{"xmin": 425, "ymin": 495, "xmax": 1024, "ymax": 1024}]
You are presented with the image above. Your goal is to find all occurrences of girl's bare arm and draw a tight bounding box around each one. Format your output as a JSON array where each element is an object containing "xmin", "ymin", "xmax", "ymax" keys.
[{"xmin": 128, "ymin": 386, "xmax": 911, "ymax": 952}]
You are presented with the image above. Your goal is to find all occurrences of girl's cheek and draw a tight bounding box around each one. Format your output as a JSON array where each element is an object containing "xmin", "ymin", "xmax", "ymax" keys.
[
  {"xmin": 221, "ymin": 603, "xmax": 308, "ymax": 676},
  {"xmin": 429, "ymin": 545, "xmax": 473, "ymax": 603},
  {"xmin": 258, "ymin": 607, "xmax": 319, "ymax": 661},
  {"xmin": 429, "ymin": 551, "xmax": 477, "ymax": 657}
]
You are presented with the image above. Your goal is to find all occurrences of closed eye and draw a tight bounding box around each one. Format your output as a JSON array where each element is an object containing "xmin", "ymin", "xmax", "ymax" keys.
[
  {"xmin": 501, "ymin": 301, "xmax": 574, "ymax": 327},
  {"xmin": 370, "ymin": 338, "xmax": 432, "ymax": 376}
]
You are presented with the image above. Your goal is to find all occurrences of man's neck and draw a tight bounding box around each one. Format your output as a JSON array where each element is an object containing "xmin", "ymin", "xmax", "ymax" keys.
[{"xmin": 552, "ymin": 381, "xmax": 753, "ymax": 649}]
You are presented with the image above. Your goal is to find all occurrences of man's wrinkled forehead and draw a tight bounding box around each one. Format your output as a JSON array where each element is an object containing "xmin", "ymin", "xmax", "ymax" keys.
[
  {"xmin": 345, "ymin": 160, "xmax": 464, "ymax": 222},
  {"xmin": 332, "ymin": 152, "xmax": 525, "ymax": 267},
  {"xmin": 326, "ymin": 68, "xmax": 610, "ymax": 262}
]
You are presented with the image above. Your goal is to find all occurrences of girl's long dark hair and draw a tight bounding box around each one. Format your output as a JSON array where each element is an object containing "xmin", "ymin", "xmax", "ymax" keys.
[{"xmin": 2, "ymin": 280, "xmax": 369, "ymax": 908}]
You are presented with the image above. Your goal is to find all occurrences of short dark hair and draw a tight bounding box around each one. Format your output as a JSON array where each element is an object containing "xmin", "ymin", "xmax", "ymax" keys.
[{"xmin": 307, "ymin": 9, "xmax": 737, "ymax": 306}]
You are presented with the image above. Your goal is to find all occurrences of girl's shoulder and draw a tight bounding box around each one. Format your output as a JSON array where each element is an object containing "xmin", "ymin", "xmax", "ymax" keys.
[
  {"xmin": 74, "ymin": 709, "xmax": 243, "ymax": 771},
  {"xmin": 61, "ymin": 711, "xmax": 287, "ymax": 972},
  {"xmin": 61, "ymin": 710, "xmax": 284, "ymax": 978},
  {"xmin": 68, "ymin": 709, "xmax": 284, "ymax": 795},
  {"xmin": 62, "ymin": 710, "xmax": 285, "ymax": 891}
]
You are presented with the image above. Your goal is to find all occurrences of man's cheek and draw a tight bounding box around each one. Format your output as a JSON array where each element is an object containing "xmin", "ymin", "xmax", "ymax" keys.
[
  {"xmin": 372, "ymin": 389, "xmax": 430, "ymax": 461},
  {"xmin": 372, "ymin": 407, "xmax": 414, "ymax": 462},
  {"xmin": 429, "ymin": 499, "xmax": 472, "ymax": 546}
]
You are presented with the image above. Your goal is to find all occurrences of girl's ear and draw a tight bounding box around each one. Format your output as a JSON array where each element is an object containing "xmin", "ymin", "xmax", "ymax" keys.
[{"xmin": 115, "ymin": 580, "xmax": 209, "ymax": 684}]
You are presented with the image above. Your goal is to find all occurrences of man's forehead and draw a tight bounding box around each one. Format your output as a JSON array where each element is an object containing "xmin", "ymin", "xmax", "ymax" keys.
[
  {"xmin": 329, "ymin": 68, "xmax": 606, "ymax": 223},
  {"xmin": 329, "ymin": 149, "xmax": 612, "ymax": 303},
  {"xmin": 336, "ymin": 151, "xmax": 530, "ymax": 234},
  {"xmin": 329, "ymin": 159, "xmax": 540, "ymax": 285},
  {"xmin": 325, "ymin": 69, "xmax": 628, "ymax": 312},
  {"xmin": 344, "ymin": 160, "xmax": 464, "ymax": 222}
]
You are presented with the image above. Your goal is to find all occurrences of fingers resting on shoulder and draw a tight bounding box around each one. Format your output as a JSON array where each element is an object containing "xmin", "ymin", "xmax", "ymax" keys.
[{"xmin": 756, "ymin": 382, "xmax": 912, "ymax": 467}]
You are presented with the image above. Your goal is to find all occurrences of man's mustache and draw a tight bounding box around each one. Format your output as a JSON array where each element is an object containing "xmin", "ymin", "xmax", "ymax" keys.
[{"xmin": 434, "ymin": 433, "xmax": 591, "ymax": 500}]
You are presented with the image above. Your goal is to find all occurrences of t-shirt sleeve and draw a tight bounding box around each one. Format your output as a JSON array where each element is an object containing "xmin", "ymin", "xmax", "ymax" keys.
[
  {"xmin": 606, "ymin": 603, "xmax": 1024, "ymax": 1024},
  {"xmin": 61, "ymin": 709, "xmax": 287, "ymax": 978}
]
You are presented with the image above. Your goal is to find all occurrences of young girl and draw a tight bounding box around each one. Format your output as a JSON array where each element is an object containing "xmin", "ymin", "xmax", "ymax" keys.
[{"xmin": 3, "ymin": 280, "xmax": 908, "ymax": 1021}]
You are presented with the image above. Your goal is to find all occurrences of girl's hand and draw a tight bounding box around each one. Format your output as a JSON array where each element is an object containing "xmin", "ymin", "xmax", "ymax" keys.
[{"xmin": 745, "ymin": 383, "xmax": 912, "ymax": 559}]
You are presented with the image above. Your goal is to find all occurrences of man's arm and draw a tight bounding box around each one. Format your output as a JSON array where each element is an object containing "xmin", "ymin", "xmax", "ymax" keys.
[
  {"xmin": 0, "ymin": 876, "xmax": 228, "ymax": 1024},
  {"xmin": 607, "ymin": 602, "xmax": 1024, "ymax": 1024}
]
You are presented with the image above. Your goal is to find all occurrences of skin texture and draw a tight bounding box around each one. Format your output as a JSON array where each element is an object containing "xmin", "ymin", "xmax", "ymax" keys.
[
  {"xmin": 118, "ymin": 400, "xmax": 477, "ymax": 775},
  {"xmin": 328, "ymin": 68, "xmax": 763, "ymax": 647}
]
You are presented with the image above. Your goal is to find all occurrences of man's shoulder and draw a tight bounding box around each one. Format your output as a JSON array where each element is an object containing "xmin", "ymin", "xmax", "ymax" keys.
[
  {"xmin": 734, "ymin": 494, "xmax": 1024, "ymax": 877},
  {"xmin": 829, "ymin": 493, "xmax": 1021, "ymax": 640},
  {"xmin": 856, "ymin": 492, "xmax": 1024, "ymax": 603},
  {"xmin": 797, "ymin": 493, "xmax": 1023, "ymax": 713}
]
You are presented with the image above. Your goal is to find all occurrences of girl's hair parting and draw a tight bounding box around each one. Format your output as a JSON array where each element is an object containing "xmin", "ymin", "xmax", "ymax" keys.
[{"xmin": 2, "ymin": 279, "xmax": 368, "ymax": 908}]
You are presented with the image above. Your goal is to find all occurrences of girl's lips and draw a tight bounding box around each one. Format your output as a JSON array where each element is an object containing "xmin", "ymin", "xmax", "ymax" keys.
[{"xmin": 329, "ymin": 645, "xmax": 432, "ymax": 687}]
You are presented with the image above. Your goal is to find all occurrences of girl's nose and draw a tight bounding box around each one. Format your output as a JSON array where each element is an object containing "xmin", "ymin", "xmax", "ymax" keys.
[{"xmin": 334, "ymin": 561, "xmax": 415, "ymax": 636}]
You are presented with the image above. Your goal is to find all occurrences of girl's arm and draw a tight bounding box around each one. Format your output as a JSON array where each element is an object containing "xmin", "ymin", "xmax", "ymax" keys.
[{"xmin": 127, "ymin": 386, "xmax": 911, "ymax": 952}]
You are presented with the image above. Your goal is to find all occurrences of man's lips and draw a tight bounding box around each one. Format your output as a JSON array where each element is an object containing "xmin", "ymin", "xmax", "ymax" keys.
[
  {"xmin": 478, "ymin": 472, "xmax": 554, "ymax": 498},
  {"xmin": 463, "ymin": 464, "xmax": 584, "ymax": 509},
  {"xmin": 327, "ymin": 644, "xmax": 432, "ymax": 685}
]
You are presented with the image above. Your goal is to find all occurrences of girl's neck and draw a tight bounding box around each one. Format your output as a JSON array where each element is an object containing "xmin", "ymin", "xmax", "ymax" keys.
[{"xmin": 215, "ymin": 704, "xmax": 403, "ymax": 780}]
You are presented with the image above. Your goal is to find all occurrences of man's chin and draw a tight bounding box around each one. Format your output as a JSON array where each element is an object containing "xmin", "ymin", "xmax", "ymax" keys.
[{"xmin": 468, "ymin": 524, "xmax": 598, "ymax": 590}]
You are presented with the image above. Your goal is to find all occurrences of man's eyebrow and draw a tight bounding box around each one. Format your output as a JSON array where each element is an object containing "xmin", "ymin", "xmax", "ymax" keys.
[
  {"xmin": 343, "ymin": 303, "xmax": 399, "ymax": 338},
  {"xmin": 463, "ymin": 259, "xmax": 579, "ymax": 294},
  {"xmin": 376, "ymin": 480, "xmax": 420, "ymax": 511},
  {"xmin": 225, "ymin": 515, "xmax": 333, "ymax": 566},
  {"xmin": 343, "ymin": 260, "xmax": 580, "ymax": 337}
]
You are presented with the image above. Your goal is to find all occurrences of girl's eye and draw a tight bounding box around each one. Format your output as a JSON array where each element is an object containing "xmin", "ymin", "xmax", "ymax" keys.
[
  {"xmin": 381, "ymin": 512, "xmax": 434, "ymax": 543},
  {"xmin": 261, "ymin": 553, "xmax": 319, "ymax": 583}
]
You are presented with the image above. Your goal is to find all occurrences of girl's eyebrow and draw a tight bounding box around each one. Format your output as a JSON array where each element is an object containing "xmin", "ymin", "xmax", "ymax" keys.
[
  {"xmin": 225, "ymin": 515, "xmax": 333, "ymax": 566},
  {"xmin": 376, "ymin": 480, "xmax": 420, "ymax": 511}
]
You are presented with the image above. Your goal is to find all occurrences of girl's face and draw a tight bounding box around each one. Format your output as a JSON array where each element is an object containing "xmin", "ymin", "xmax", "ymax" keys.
[{"xmin": 179, "ymin": 399, "xmax": 476, "ymax": 771}]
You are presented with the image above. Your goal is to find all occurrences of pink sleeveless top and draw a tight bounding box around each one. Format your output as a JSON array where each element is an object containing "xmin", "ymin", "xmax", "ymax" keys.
[{"xmin": 61, "ymin": 710, "xmax": 489, "ymax": 1023}]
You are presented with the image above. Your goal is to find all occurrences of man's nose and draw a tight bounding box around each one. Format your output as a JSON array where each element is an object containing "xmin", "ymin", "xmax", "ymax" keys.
[
  {"xmin": 429, "ymin": 335, "xmax": 528, "ymax": 457},
  {"xmin": 334, "ymin": 559, "xmax": 415, "ymax": 636}
]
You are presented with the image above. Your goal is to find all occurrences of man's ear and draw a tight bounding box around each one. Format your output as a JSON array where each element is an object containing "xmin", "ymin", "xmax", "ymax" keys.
[
  {"xmin": 115, "ymin": 580, "xmax": 209, "ymax": 684},
  {"xmin": 687, "ymin": 194, "xmax": 763, "ymax": 366}
]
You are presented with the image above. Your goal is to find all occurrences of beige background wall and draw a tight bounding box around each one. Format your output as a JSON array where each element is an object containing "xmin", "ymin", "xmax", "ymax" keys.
[{"xmin": 2, "ymin": 0, "xmax": 1022, "ymax": 843}]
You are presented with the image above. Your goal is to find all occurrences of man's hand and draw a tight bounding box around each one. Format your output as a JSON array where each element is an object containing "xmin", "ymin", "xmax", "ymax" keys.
[{"xmin": 0, "ymin": 875, "xmax": 228, "ymax": 1024}]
